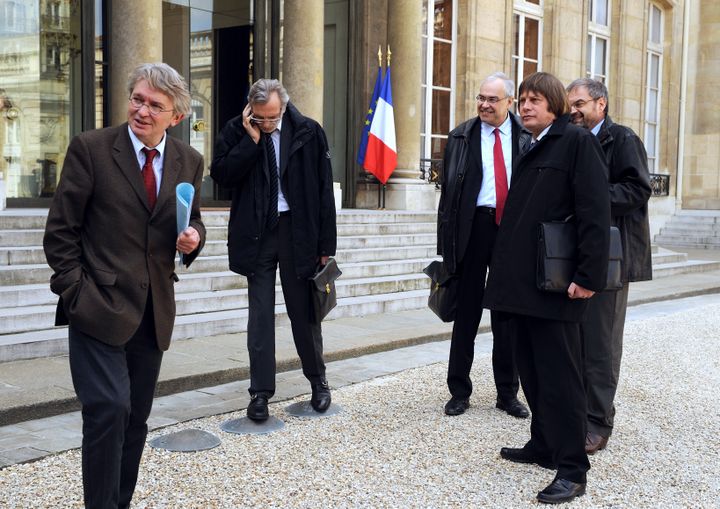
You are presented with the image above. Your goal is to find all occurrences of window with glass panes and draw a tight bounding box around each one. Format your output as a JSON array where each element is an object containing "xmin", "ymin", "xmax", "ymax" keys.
[
  {"xmin": 587, "ymin": 0, "xmax": 610, "ymax": 82},
  {"xmin": 420, "ymin": 0, "xmax": 456, "ymax": 161},
  {"xmin": 512, "ymin": 1, "xmax": 543, "ymax": 97},
  {"xmin": 644, "ymin": 3, "xmax": 663, "ymax": 172}
]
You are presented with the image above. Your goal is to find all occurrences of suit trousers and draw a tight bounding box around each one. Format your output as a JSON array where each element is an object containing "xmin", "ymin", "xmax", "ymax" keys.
[
  {"xmin": 581, "ymin": 284, "xmax": 629, "ymax": 438},
  {"xmin": 447, "ymin": 208, "xmax": 519, "ymax": 401},
  {"xmin": 510, "ymin": 314, "xmax": 590, "ymax": 484},
  {"xmin": 246, "ymin": 214, "xmax": 326, "ymax": 397},
  {"xmin": 68, "ymin": 295, "xmax": 163, "ymax": 509}
]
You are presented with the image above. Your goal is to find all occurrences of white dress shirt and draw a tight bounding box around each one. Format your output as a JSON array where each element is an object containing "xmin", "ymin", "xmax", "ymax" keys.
[{"xmin": 477, "ymin": 114, "xmax": 512, "ymax": 207}]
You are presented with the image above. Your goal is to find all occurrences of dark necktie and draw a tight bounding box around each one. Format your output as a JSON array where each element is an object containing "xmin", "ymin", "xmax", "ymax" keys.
[
  {"xmin": 141, "ymin": 148, "xmax": 158, "ymax": 210},
  {"xmin": 265, "ymin": 132, "xmax": 279, "ymax": 230},
  {"xmin": 493, "ymin": 128, "xmax": 508, "ymax": 225}
]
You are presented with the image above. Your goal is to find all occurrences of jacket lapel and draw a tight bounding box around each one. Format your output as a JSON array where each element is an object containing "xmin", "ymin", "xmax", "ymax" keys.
[
  {"xmin": 154, "ymin": 136, "xmax": 181, "ymax": 216},
  {"xmin": 112, "ymin": 124, "xmax": 151, "ymax": 211},
  {"xmin": 279, "ymin": 113, "xmax": 293, "ymax": 179},
  {"xmin": 466, "ymin": 119, "xmax": 483, "ymax": 179}
]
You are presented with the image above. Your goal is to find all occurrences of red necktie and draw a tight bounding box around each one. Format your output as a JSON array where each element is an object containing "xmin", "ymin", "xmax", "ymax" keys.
[
  {"xmin": 493, "ymin": 128, "xmax": 508, "ymax": 225},
  {"xmin": 141, "ymin": 148, "xmax": 158, "ymax": 210}
]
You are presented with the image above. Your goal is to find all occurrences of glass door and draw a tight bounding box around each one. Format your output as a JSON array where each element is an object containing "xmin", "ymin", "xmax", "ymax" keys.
[{"xmin": 163, "ymin": 0, "xmax": 254, "ymax": 205}]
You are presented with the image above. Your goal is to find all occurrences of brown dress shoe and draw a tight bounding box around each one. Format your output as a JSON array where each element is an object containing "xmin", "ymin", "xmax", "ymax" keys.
[{"xmin": 585, "ymin": 431, "xmax": 608, "ymax": 454}]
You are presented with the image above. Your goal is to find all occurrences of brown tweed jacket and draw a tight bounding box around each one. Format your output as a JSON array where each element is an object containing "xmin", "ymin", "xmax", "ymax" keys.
[{"xmin": 43, "ymin": 123, "xmax": 206, "ymax": 351}]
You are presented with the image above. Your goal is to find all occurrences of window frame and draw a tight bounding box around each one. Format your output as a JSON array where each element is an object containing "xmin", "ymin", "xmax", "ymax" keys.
[
  {"xmin": 644, "ymin": 2, "xmax": 663, "ymax": 172},
  {"xmin": 512, "ymin": 1, "xmax": 543, "ymax": 97},
  {"xmin": 420, "ymin": 0, "xmax": 457, "ymax": 161},
  {"xmin": 586, "ymin": 0, "xmax": 610, "ymax": 82}
]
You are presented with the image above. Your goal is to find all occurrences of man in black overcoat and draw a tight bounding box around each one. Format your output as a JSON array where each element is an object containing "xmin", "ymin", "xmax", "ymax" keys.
[
  {"xmin": 437, "ymin": 72, "xmax": 531, "ymax": 418},
  {"xmin": 567, "ymin": 78, "xmax": 652, "ymax": 454},
  {"xmin": 484, "ymin": 72, "xmax": 610, "ymax": 504},
  {"xmin": 211, "ymin": 79, "xmax": 337, "ymax": 421}
]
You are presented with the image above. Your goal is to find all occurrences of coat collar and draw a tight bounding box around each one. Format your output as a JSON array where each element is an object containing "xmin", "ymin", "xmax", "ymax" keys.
[
  {"xmin": 596, "ymin": 115, "xmax": 615, "ymax": 147},
  {"xmin": 112, "ymin": 123, "xmax": 181, "ymax": 215}
]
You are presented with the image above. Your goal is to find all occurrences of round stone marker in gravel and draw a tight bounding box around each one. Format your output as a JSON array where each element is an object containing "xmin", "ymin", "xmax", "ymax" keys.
[
  {"xmin": 285, "ymin": 400, "xmax": 343, "ymax": 417},
  {"xmin": 220, "ymin": 416, "xmax": 285, "ymax": 435},
  {"xmin": 147, "ymin": 428, "xmax": 221, "ymax": 452}
]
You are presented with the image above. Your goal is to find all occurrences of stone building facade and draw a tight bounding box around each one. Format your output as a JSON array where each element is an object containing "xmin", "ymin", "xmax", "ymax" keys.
[{"xmin": 0, "ymin": 0, "xmax": 718, "ymax": 234}]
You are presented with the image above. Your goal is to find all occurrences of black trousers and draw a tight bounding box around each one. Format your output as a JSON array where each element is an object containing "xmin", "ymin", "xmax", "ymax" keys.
[
  {"xmin": 68, "ymin": 296, "xmax": 163, "ymax": 509},
  {"xmin": 447, "ymin": 207, "xmax": 519, "ymax": 401},
  {"xmin": 246, "ymin": 214, "xmax": 325, "ymax": 397},
  {"xmin": 581, "ymin": 284, "xmax": 629, "ymax": 438},
  {"xmin": 511, "ymin": 314, "xmax": 590, "ymax": 484}
]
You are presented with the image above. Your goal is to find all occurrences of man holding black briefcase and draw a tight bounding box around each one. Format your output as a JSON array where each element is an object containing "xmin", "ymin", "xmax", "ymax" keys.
[
  {"xmin": 211, "ymin": 79, "xmax": 337, "ymax": 421},
  {"xmin": 484, "ymin": 72, "xmax": 610, "ymax": 504}
]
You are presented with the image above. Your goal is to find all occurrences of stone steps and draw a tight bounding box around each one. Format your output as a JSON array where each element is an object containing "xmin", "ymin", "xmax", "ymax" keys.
[
  {"xmin": 654, "ymin": 211, "xmax": 720, "ymax": 249},
  {"xmin": 4, "ymin": 206, "xmax": 720, "ymax": 364},
  {"xmin": 0, "ymin": 209, "xmax": 439, "ymax": 362},
  {"xmin": 0, "ymin": 289, "xmax": 430, "ymax": 362}
]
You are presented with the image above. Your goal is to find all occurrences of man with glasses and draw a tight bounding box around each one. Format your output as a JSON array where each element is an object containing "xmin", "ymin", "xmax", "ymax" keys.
[
  {"xmin": 44, "ymin": 63, "xmax": 205, "ymax": 508},
  {"xmin": 211, "ymin": 79, "xmax": 336, "ymax": 421},
  {"xmin": 437, "ymin": 72, "xmax": 531, "ymax": 418},
  {"xmin": 567, "ymin": 78, "xmax": 652, "ymax": 455}
]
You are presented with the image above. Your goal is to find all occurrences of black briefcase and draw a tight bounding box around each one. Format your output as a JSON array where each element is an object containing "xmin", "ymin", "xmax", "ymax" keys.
[
  {"xmin": 423, "ymin": 260, "xmax": 459, "ymax": 322},
  {"xmin": 537, "ymin": 219, "xmax": 622, "ymax": 293},
  {"xmin": 310, "ymin": 258, "xmax": 342, "ymax": 323}
]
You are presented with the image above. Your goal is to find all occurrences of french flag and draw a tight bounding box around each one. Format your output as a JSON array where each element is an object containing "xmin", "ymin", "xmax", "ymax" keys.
[{"xmin": 363, "ymin": 67, "xmax": 397, "ymax": 184}]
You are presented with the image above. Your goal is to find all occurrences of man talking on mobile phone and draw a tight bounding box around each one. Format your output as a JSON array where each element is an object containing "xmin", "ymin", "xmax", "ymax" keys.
[{"xmin": 211, "ymin": 79, "xmax": 337, "ymax": 422}]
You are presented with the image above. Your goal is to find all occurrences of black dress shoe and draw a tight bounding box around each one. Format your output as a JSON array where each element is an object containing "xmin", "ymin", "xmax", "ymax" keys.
[
  {"xmin": 496, "ymin": 397, "xmax": 530, "ymax": 418},
  {"xmin": 444, "ymin": 397, "xmax": 470, "ymax": 416},
  {"xmin": 247, "ymin": 394, "xmax": 269, "ymax": 421},
  {"xmin": 311, "ymin": 380, "xmax": 332, "ymax": 412},
  {"xmin": 537, "ymin": 478, "xmax": 586, "ymax": 504},
  {"xmin": 500, "ymin": 447, "xmax": 556, "ymax": 470}
]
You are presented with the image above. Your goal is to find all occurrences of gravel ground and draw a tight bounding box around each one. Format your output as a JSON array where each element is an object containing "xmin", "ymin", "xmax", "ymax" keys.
[{"xmin": 1, "ymin": 301, "xmax": 719, "ymax": 508}]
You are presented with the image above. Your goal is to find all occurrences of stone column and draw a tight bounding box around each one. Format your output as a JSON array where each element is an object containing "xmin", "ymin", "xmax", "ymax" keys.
[
  {"xmin": 283, "ymin": 0, "xmax": 324, "ymax": 122},
  {"xmin": 109, "ymin": 0, "xmax": 163, "ymax": 125},
  {"xmin": 357, "ymin": 0, "xmax": 435, "ymax": 210},
  {"xmin": 387, "ymin": 0, "xmax": 422, "ymax": 180}
]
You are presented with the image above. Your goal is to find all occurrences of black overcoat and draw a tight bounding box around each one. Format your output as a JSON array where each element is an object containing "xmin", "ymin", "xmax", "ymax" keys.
[
  {"xmin": 437, "ymin": 113, "xmax": 531, "ymax": 274},
  {"xmin": 211, "ymin": 102, "xmax": 337, "ymax": 279},
  {"xmin": 598, "ymin": 116, "xmax": 652, "ymax": 282},
  {"xmin": 484, "ymin": 115, "xmax": 610, "ymax": 323}
]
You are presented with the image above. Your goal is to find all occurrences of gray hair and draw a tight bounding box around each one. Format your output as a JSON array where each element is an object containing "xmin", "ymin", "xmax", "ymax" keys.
[
  {"xmin": 480, "ymin": 72, "xmax": 515, "ymax": 98},
  {"xmin": 248, "ymin": 79, "xmax": 290, "ymax": 109},
  {"xmin": 566, "ymin": 78, "xmax": 609, "ymax": 114},
  {"xmin": 127, "ymin": 63, "xmax": 192, "ymax": 116}
]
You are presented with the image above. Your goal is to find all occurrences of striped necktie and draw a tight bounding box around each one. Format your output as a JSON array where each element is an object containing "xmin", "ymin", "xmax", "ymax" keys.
[{"xmin": 265, "ymin": 132, "xmax": 279, "ymax": 230}]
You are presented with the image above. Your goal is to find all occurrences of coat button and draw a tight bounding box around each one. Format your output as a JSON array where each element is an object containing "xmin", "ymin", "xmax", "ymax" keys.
[{"xmin": 140, "ymin": 281, "xmax": 148, "ymax": 289}]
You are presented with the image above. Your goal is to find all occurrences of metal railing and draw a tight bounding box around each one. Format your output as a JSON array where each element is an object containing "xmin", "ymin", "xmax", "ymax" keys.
[
  {"xmin": 419, "ymin": 158, "xmax": 442, "ymax": 188},
  {"xmin": 649, "ymin": 173, "xmax": 670, "ymax": 197}
]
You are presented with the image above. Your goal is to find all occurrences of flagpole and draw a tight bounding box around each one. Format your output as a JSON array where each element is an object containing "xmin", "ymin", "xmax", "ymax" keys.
[{"xmin": 378, "ymin": 45, "xmax": 392, "ymax": 210}]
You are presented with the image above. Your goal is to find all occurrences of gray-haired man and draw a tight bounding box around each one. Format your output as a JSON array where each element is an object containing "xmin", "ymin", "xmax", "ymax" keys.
[
  {"xmin": 438, "ymin": 72, "xmax": 531, "ymax": 418},
  {"xmin": 566, "ymin": 78, "xmax": 652, "ymax": 454},
  {"xmin": 211, "ymin": 79, "xmax": 337, "ymax": 421},
  {"xmin": 44, "ymin": 62, "xmax": 205, "ymax": 508}
]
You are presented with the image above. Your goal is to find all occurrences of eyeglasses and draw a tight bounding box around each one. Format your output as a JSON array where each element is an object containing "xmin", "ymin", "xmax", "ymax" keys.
[
  {"xmin": 570, "ymin": 98, "xmax": 599, "ymax": 109},
  {"xmin": 129, "ymin": 96, "xmax": 174, "ymax": 116},
  {"xmin": 476, "ymin": 95, "xmax": 508, "ymax": 104},
  {"xmin": 249, "ymin": 115, "xmax": 282, "ymax": 126}
]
